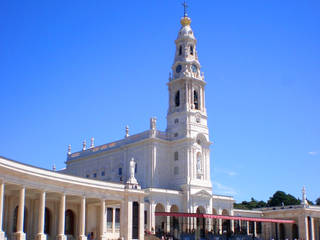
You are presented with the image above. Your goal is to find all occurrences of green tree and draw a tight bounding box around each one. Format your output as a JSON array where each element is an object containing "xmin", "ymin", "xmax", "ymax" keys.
[
  {"xmin": 234, "ymin": 197, "xmax": 267, "ymax": 210},
  {"xmin": 267, "ymin": 191, "xmax": 300, "ymax": 207}
]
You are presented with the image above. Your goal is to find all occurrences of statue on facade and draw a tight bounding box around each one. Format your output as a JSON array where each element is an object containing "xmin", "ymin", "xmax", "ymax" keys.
[
  {"xmin": 196, "ymin": 153, "xmax": 202, "ymax": 174},
  {"xmin": 126, "ymin": 158, "xmax": 138, "ymax": 186}
]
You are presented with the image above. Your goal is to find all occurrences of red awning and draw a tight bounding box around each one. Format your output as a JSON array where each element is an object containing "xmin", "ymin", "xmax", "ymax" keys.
[{"xmin": 155, "ymin": 212, "xmax": 295, "ymax": 224}]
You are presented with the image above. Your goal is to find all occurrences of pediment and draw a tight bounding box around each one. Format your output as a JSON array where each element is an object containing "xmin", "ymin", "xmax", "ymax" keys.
[{"xmin": 192, "ymin": 189, "xmax": 212, "ymax": 198}]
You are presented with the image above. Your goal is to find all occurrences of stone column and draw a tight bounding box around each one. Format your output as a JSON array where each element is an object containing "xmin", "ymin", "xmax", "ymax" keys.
[
  {"xmin": 36, "ymin": 191, "xmax": 46, "ymax": 240},
  {"xmin": 0, "ymin": 182, "xmax": 5, "ymax": 240},
  {"xmin": 303, "ymin": 216, "xmax": 309, "ymax": 240},
  {"xmin": 253, "ymin": 222, "xmax": 257, "ymax": 237},
  {"xmin": 246, "ymin": 221, "xmax": 249, "ymax": 235},
  {"xmin": 230, "ymin": 210, "xmax": 234, "ymax": 233},
  {"xmin": 57, "ymin": 194, "xmax": 66, "ymax": 240},
  {"xmin": 139, "ymin": 201, "xmax": 144, "ymax": 240},
  {"xmin": 99, "ymin": 200, "xmax": 107, "ymax": 240},
  {"xmin": 15, "ymin": 187, "xmax": 26, "ymax": 240},
  {"xmin": 165, "ymin": 205, "xmax": 170, "ymax": 233},
  {"xmin": 79, "ymin": 196, "xmax": 87, "ymax": 240},
  {"xmin": 310, "ymin": 217, "xmax": 315, "ymax": 240},
  {"xmin": 120, "ymin": 199, "xmax": 132, "ymax": 240},
  {"xmin": 218, "ymin": 219, "xmax": 222, "ymax": 235}
]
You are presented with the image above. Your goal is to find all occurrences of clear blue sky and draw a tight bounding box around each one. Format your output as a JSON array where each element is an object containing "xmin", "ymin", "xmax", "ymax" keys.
[{"xmin": 1, "ymin": 0, "xmax": 319, "ymax": 203}]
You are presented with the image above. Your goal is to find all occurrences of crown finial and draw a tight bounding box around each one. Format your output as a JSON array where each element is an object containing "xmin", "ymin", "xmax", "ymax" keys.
[{"xmin": 180, "ymin": 1, "xmax": 191, "ymax": 27}]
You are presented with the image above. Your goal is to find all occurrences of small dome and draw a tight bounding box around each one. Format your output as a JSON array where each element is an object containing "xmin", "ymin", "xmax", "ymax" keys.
[{"xmin": 177, "ymin": 25, "xmax": 195, "ymax": 40}]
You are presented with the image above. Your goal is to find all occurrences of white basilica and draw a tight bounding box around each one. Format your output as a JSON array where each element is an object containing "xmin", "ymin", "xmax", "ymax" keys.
[{"xmin": 0, "ymin": 10, "xmax": 319, "ymax": 240}]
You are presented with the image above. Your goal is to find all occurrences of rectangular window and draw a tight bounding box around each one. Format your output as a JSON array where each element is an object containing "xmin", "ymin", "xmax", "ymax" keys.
[
  {"xmin": 174, "ymin": 151, "xmax": 179, "ymax": 161},
  {"xmin": 93, "ymin": 173, "xmax": 97, "ymax": 178},
  {"xmin": 115, "ymin": 208, "xmax": 120, "ymax": 229},
  {"xmin": 107, "ymin": 208, "xmax": 113, "ymax": 229},
  {"xmin": 101, "ymin": 171, "xmax": 105, "ymax": 176},
  {"xmin": 118, "ymin": 168, "xmax": 122, "ymax": 175},
  {"xmin": 174, "ymin": 166, "xmax": 179, "ymax": 175}
]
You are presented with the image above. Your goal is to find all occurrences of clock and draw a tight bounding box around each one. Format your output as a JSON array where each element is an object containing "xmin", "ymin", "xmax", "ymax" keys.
[
  {"xmin": 176, "ymin": 65, "xmax": 182, "ymax": 73},
  {"xmin": 192, "ymin": 64, "xmax": 197, "ymax": 73}
]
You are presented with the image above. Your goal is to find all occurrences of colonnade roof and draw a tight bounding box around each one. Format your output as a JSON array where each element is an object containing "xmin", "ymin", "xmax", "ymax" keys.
[{"xmin": 0, "ymin": 156, "xmax": 144, "ymax": 199}]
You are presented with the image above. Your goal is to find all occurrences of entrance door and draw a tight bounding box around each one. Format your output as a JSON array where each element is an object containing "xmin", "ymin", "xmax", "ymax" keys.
[{"xmin": 132, "ymin": 202, "xmax": 139, "ymax": 239}]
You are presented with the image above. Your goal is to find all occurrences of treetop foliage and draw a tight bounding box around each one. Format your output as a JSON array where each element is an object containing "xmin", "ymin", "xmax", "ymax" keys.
[{"xmin": 234, "ymin": 191, "xmax": 308, "ymax": 210}]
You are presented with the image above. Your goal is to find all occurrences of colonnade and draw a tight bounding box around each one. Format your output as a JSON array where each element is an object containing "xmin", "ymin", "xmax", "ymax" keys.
[{"xmin": 0, "ymin": 181, "xmax": 145, "ymax": 240}]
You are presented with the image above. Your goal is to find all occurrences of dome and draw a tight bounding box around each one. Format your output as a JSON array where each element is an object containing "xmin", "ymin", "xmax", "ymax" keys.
[{"xmin": 177, "ymin": 24, "xmax": 195, "ymax": 40}]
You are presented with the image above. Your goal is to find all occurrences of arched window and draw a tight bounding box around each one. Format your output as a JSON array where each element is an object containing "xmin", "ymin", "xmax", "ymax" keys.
[
  {"xmin": 44, "ymin": 208, "xmax": 51, "ymax": 235},
  {"xmin": 190, "ymin": 45, "xmax": 194, "ymax": 55},
  {"xmin": 65, "ymin": 209, "xmax": 74, "ymax": 236},
  {"xmin": 179, "ymin": 45, "xmax": 182, "ymax": 55},
  {"xmin": 174, "ymin": 151, "xmax": 178, "ymax": 161},
  {"xmin": 175, "ymin": 90, "xmax": 180, "ymax": 107},
  {"xmin": 194, "ymin": 90, "xmax": 199, "ymax": 109}
]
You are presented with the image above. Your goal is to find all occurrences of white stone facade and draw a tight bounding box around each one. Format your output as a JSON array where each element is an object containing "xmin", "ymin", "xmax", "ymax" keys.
[{"xmin": 1, "ymin": 13, "xmax": 320, "ymax": 240}]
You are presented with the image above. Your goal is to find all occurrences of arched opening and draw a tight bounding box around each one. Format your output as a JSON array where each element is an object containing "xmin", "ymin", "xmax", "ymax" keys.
[
  {"xmin": 190, "ymin": 45, "xmax": 194, "ymax": 55},
  {"xmin": 175, "ymin": 90, "xmax": 180, "ymax": 107},
  {"xmin": 194, "ymin": 90, "xmax": 199, "ymax": 109},
  {"xmin": 44, "ymin": 208, "xmax": 51, "ymax": 235},
  {"xmin": 179, "ymin": 45, "xmax": 182, "ymax": 55},
  {"xmin": 13, "ymin": 206, "xmax": 27, "ymax": 233},
  {"xmin": 196, "ymin": 206, "xmax": 205, "ymax": 238},
  {"xmin": 170, "ymin": 205, "xmax": 179, "ymax": 238},
  {"xmin": 292, "ymin": 224, "xmax": 299, "ymax": 239},
  {"xmin": 222, "ymin": 209, "xmax": 230, "ymax": 236},
  {"xmin": 279, "ymin": 223, "xmax": 285, "ymax": 240},
  {"xmin": 155, "ymin": 203, "xmax": 165, "ymax": 235},
  {"xmin": 65, "ymin": 209, "xmax": 75, "ymax": 236}
]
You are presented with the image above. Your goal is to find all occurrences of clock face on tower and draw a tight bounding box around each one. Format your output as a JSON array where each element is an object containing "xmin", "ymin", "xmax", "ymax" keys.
[
  {"xmin": 192, "ymin": 64, "xmax": 197, "ymax": 73},
  {"xmin": 176, "ymin": 65, "xmax": 182, "ymax": 73}
]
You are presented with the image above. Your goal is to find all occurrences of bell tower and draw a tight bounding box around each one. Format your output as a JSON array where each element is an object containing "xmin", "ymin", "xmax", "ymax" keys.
[
  {"xmin": 166, "ymin": 12, "xmax": 209, "ymax": 141},
  {"xmin": 166, "ymin": 8, "xmax": 212, "ymax": 192}
]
